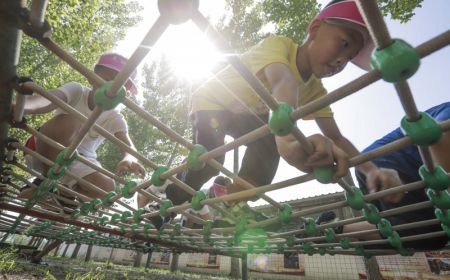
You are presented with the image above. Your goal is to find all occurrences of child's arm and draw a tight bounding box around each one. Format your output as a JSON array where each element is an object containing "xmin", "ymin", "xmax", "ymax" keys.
[
  {"xmin": 276, "ymin": 133, "xmax": 349, "ymax": 181},
  {"xmin": 315, "ymin": 117, "xmax": 403, "ymax": 199},
  {"xmin": 114, "ymin": 131, "xmax": 146, "ymax": 178},
  {"xmin": 22, "ymin": 89, "xmax": 67, "ymax": 114},
  {"xmin": 262, "ymin": 62, "xmax": 299, "ymax": 107}
]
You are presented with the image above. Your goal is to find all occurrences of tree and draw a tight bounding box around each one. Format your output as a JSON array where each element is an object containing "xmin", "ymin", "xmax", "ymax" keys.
[
  {"xmin": 378, "ymin": 0, "xmax": 423, "ymax": 23},
  {"xmin": 217, "ymin": 0, "xmax": 424, "ymax": 51}
]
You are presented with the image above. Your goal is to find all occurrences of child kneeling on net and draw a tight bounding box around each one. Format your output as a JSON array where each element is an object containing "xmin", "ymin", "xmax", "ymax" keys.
[{"xmin": 18, "ymin": 53, "xmax": 145, "ymax": 204}]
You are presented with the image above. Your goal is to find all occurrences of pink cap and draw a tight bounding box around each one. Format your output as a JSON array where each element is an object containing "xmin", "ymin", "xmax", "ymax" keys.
[
  {"xmin": 95, "ymin": 53, "xmax": 138, "ymax": 94},
  {"xmin": 316, "ymin": 0, "xmax": 374, "ymax": 70}
]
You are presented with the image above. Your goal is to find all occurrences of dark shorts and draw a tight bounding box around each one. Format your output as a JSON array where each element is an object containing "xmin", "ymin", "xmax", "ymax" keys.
[
  {"xmin": 356, "ymin": 170, "xmax": 448, "ymax": 250},
  {"xmin": 165, "ymin": 110, "xmax": 279, "ymax": 205}
]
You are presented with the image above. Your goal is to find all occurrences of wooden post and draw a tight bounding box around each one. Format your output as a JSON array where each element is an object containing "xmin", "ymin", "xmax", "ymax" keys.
[
  {"xmin": 84, "ymin": 244, "xmax": 93, "ymax": 262},
  {"xmin": 364, "ymin": 256, "xmax": 383, "ymax": 280},
  {"xmin": 145, "ymin": 249, "xmax": 153, "ymax": 270},
  {"xmin": 241, "ymin": 254, "xmax": 248, "ymax": 280},
  {"xmin": 70, "ymin": 243, "xmax": 81, "ymax": 259},
  {"xmin": 133, "ymin": 251, "xmax": 143, "ymax": 267},
  {"xmin": 230, "ymin": 257, "xmax": 240, "ymax": 278},
  {"xmin": 61, "ymin": 243, "xmax": 70, "ymax": 257},
  {"xmin": 170, "ymin": 252, "xmax": 179, "ymax": 272}
]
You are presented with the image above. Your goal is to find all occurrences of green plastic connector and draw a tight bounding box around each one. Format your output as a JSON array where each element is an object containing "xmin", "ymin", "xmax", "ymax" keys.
[
  {"xmin": 121, "ymin": 211, "xmax": 133, "ymax": 223},
  {"xmin": 133, "ymin": 208, "xmax": 145, "ymax": 223},
  {"xmin": 122, "ymin": 181, "xmax": 137, "ymax": 199},
  {"xmin": 370, "ymin": 38, "xmax": 420, "ymax": 82},
  {"xmin": 441, "ymin": 224, "xmax": 450, "ymax": 237},
  {"xmin": 70, "ymin": 209, "xmax": 81, "ymax": 219},
  {"xmin": 362, "ymin": 203, "xmax": 381, "ymax": 224},
  {"xmin": 277, "ymin": 244, "xmax": 284, "ymax": 254},
  {"xmin": 388, "ymin": 231, "xmax": 402, "ymax": 248},
  {"xmin": 94, "ymin": 81, "xmax": 126, "ymax": 110},
  {"xmin": 324, "ymin": 228, "xmax": 336, "ymax": 243},
  {"xmin": 130, "ymin": 224, "xmax": 139, "ymax": 234},
  {"xmin": 235, "ymin": 218, "xmax": 248, "ymax": 235},
  {"xmin": 435, "ymin": 208, "xmax": 450, "ymax": 226},
  {"xmin": 268, "ymin": 102, "xmax": 294, "ymax": 136},
  {"xmin": 345, "ymin": 186, "xmax": 365, "ymax": 210},
  {"xmin": 102, "ymin": 191, "xmax": 117, "ymax": 207},
  {"xmin": 303, "ymin": 241, "xmax": 312, "ymax": 253},
  {"xmin": 419, "ymin": 165, "xmax": 450, "ymax": 191},
  {"xmin": 340, "ymin": 237, "xmax": 351, "ymax": 249},
  {"xmin": 304, "ymin": 218, "xmax": 317, "ymax": 236},
  {"xmin": 143, "ymin": 223, "xmax": 154, "ymax": 237},
  {"xmin": 89, "ymin": 198, "xmax": 102, "ymax": 212},
  {"xmin": 187, "ymin": 144, "xmax": 207, "ymax": 171},
  {"xmin": 80, "ymin": 203, "xmax": 91, "ymax": 216},
  {"xmin": 400, "ymin": 112, "xmax": 442, "ymax": 146},
  {"xmin": 355, "ymin": 245, "xmax": 365, "ymax": 256},
  {"xmin": 202, "ymin": 220, "xmax": 213, "ymax": 241},
  {"xmin": 318, "ymin": 247, "xmax": 326, "ymax": 256},
  {"xmin": 55, "ymin": 148, "xmax": 78, "ymax": 168},
  {"xmin": 376, "ymin": 218, "xmax": 393, "ymax": 238},
  {"xmin": 426, "ymin": 189, "xmax": 450, "ymax": 209},
  {"xmin": 313, "ymin": 165, "xmax": 336, "ymax": 184},
  {"xmin": 110, "ymin": 213, "xmax": 121, "ymax": 225},
  {"xmin": 277, "ymin": 203, "xmax": 293, "ymax": 224},
  {"xmin": 399, "ymin": 247, "xmax": 413, "ymax": 257},
  {"xmin": 46, "ymin": 164, "xmax": 67, "ymax": 180},
  {"xmin": 159, "ymin": 199, "xmax": 173, "ymax": 217},
  {"xmin": 191, "ymin": 191, "xmax": 206, "ymax": 211},
  {"xmin": 151, "ymin": 166, "xmax": 169, "ymax": 186},
  {"xmin": 286, "ymin": 236, "xmax": 295, "ymax": 248}
]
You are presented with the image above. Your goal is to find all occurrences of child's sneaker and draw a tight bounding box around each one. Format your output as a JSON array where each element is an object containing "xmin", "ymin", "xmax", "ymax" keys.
[
  {"xmin": 315, "ymin": 210, "xmax": 343, "ymax": 234},
  {"xmin": 315, "ymin": 211, "xmax": 337, "ymax": 225}
]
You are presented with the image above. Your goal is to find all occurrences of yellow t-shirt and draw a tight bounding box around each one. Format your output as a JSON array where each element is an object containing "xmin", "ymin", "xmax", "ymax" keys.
[{"xmin": 191, "ymin": 36, "xmax": 333, "ymax": 119}]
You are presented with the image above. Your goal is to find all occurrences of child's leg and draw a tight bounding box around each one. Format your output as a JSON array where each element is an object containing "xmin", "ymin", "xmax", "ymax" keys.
[
  {"xmin": 227, "ymin": 114, "xmax": 280, "ymax": 195},
  {"xmin": 76, "ymin": 171, "xmax": 115, "ymax": 200},
  {"xmin": 36, "ymin": 114, "xmax": 81, "ymax": 174},
  {"xmin": 165, "ymin": 111, "xmax": 229, "ymax": 205}
]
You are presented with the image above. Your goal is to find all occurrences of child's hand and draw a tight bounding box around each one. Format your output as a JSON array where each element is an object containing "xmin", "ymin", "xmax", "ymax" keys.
[
  {"xmin": 366, "ymin": 167, "xmax": 403, "ymax": 203},
  {"xmin": 116, "ymin": 159, "xmax": 145, "ymax": 178},
  {"xmin": 304, "ymin": 134, "xmax": 349, "ymax": 181}
]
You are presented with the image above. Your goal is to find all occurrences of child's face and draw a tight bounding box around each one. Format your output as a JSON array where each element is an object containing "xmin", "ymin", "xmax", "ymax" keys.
[{"xmin": 307, "ymin": 20, "xmax": 364, "ymax": 78}]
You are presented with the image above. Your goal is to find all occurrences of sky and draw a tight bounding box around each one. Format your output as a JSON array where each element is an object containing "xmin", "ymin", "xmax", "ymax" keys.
[{"xmin": 115, "ymin": 0, "xmax": 450, "ymax": 206}]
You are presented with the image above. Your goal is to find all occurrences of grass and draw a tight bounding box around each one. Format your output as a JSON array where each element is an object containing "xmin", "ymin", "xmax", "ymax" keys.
[{"xmin": 0, "ymin": 249, "xmax": 240, "ymax": 280}]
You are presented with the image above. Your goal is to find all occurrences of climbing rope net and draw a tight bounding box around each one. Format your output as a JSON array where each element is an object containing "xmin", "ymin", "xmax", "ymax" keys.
[{"xmin": 0, "ymin": 0, "xmax": 450, "ymax": 259}]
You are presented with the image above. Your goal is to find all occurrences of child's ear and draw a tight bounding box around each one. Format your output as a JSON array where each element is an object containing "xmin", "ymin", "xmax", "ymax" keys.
[{"xmin": 308, "ymin": 19, "xmax": 322, "ymax": 40}]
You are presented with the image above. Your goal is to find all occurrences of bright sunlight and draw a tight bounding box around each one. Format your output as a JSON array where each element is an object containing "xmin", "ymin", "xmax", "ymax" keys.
[{"xmin": 153, "ymin": 21, "xmax": 222, "ymax": 81}]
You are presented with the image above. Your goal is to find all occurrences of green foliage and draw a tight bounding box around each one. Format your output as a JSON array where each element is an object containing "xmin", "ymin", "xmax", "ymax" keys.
[
  {"xmin": 261, "ymin": 0, "xmax": 319, "ymax": 44},
  {"xmin": 218, "ymin": 0, "xmax": 423, "ymax": 51},
  {"xmin": 378, "ymin": 0, "xmax": 423, "ymax": 23}
]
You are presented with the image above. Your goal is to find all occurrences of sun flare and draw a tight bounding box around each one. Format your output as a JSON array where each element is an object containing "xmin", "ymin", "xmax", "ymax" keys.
[{"xmin": 155, "ymin": 22, "xmax": 222, "ymax": 81}]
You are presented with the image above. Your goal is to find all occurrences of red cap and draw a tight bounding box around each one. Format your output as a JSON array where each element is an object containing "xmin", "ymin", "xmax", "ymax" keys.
[{"xmin": 316, "ymin": 0, "xmax": 374, "ymax": 70}]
